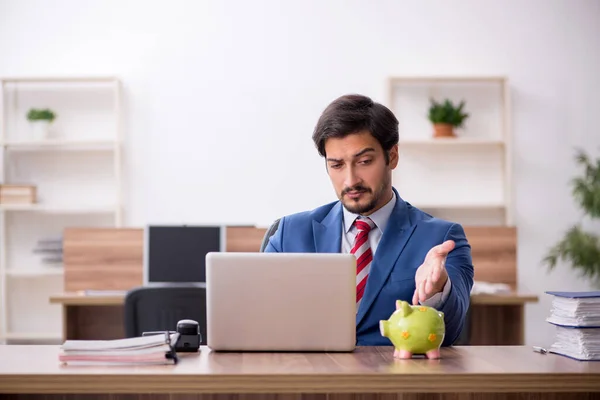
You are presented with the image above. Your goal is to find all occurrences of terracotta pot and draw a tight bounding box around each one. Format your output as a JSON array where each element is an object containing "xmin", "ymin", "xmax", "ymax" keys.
[{"xmin": 433, "ymin": 123, "xmax": 456, "ymax": 138}]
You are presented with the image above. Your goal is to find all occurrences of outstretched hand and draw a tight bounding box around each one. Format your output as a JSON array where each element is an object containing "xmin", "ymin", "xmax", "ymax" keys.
[{"xmin": 412, "ymin": 240, "xmax": 455, "ymax": 305}]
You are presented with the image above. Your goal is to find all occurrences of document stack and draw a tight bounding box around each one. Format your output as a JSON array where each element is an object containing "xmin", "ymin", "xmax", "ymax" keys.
[
  {"xmin": 59, "ymin": 333, "xmax": 179, "ymax": 365},
  {"xmin": 545, "ymin": 291, "xmax": 600, "ymax": 361},
  {"xmin": 33, "ymin": 236, "xmax": 63, "ymax": 266}
]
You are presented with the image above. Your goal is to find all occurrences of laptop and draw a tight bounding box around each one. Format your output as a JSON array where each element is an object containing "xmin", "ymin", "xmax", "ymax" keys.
[{"xmin": 205, "ymin": 252, "xmax": 357, "ymax": 352}]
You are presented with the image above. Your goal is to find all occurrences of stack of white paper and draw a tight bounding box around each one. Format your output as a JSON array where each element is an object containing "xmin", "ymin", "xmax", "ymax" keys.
[
  {"xmin": 545, "ymin": 291, "xmax": 600, "ymax": 361},
  {"xmin": 59, "ymin": 333, "xmax": 180, "ymax": 365},
  {"xmin": 470, "ymin": 281, "xmax": 512, "ymax": 295},
  {"xmin": 549, "ymin": 325, "xmax": 600, "ymax": 361}
]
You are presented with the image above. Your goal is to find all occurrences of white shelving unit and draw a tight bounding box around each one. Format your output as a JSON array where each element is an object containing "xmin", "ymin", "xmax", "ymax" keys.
[
  {"xmin": 388, "ymin": 76, "xmax": 512, "ymax": 226},
  {"xmin": 0, "ymin": 76, "xmax": 123, "ymax": 343}
]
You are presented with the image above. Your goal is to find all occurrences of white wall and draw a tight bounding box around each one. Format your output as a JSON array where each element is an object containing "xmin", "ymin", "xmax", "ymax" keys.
[{"xmin": 1, "ymin": 0, "xmax": 599, "ymax": 346}]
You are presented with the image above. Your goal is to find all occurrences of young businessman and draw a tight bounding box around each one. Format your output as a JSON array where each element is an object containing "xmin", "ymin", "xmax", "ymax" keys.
[{"xmin": 264, "ymin": 94, "xmax": 474, "ymax": 350}]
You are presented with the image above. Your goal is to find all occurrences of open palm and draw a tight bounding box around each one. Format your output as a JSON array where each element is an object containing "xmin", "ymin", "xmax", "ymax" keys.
[{"xmin": 412, "ymin": 240, "xmax": 455, "ymax": 305}]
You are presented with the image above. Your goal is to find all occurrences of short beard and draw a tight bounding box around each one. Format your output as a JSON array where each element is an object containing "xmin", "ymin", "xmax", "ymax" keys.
[
  {"xmin": 345, "ymin": 200, "xmax": 378, "ymax": 215},
  {"xmin": 341, "ymin": 177, "xmax": 389, "ymax": 215}
]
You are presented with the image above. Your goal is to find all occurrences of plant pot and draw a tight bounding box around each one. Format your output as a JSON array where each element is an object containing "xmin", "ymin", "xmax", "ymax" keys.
[
  {"xmin": 432, "ymin": 123, "xmax": 456, "ymax": 138},
  {"xmin": 29, "ymin": 120, "xmax": 51, "ymax": 140}
]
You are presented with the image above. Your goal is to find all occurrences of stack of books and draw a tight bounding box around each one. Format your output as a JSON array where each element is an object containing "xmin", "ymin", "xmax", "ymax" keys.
[
  {"xmin": 59, "ymin": 333, "xmax": 180, "ymax": 365},
  {"xmin": 545, "ymin": 291, "xmax": 600, "ymax": 361},
  {"xmin": 0, "ymin": 184, "xmax": 36, "ymax": 204}
]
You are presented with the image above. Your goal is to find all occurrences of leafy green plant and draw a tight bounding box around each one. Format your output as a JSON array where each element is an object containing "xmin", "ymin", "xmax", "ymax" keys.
[
  {"xmin": 427, "ymin": 98, "xmax": 469, "ymax": 127},
  {"xmin": 26, "ymin": 108, "xmax": 56, "ymax": 122},
  {"xmin": 543, "ymin": 149, "xmax": 600, "ymax": 285}
]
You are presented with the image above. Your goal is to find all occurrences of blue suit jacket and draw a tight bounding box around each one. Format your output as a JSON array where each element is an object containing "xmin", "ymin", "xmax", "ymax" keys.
[{"xmin": 264, "ymin": 188, "xmax": 474, "ymax": 347}]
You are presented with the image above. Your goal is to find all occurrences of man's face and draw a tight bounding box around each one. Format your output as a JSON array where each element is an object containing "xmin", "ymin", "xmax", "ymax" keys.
[{"xmin": 324, "ymin": 130, "xmax": 398, "ymax": 215}]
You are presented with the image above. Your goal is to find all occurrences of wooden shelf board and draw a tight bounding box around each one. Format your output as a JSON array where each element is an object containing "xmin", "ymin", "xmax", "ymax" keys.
[
  {"xmin": 0, "ymin": 204, "xmax": 118, "ymax": 214},
  {"xmin": 1, "ymin": 76, "xmax": 118, "ymax": 83},
  {"xmin": 390, "ymin": 75, "xmax": 507, "ymax": 84},
  {"xmin": 399, "ymin": 138, "xmax": 504, "ymax": 146},
  {"xmin": 414, "ymin": 203, "xmax": 506, "ymax": 210},
  {"xmin": 5, "ymin": 268, "xmax": 63, "ymax": 277},
  {"xmin": 0, "ymin": 139, "xmax": 118, "ymax": 150}
]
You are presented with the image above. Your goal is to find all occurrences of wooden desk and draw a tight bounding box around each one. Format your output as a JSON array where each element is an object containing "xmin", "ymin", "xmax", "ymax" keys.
[
  {"xmin": 50, "ymin": 292, "xmax": 538, "ymax": 344},
  {"xmin": 0, "ymin": 345, "xmax": 598, "ymax": 399},
  {"xmin": 50, "ymin": 292, "xmax": 127, "ymax": 341},
  {"xmin": 466, "ymin": 292, "xmax": 539, "ymax": 346}
]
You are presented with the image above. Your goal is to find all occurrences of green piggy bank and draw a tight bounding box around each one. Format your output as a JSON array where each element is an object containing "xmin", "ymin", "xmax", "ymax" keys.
[{"xmin": 379, "ymin": 300, "xmax": 445, "ymax": 359}]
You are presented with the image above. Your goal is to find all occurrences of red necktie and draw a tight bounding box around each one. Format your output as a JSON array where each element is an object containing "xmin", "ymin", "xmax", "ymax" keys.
[{"xmin": 351, "ymin": 217, "xmax": 374, "ymax": 307}]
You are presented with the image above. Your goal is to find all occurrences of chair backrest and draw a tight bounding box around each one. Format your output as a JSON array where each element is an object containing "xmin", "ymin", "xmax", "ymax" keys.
[
  {"xmin": 259, "ymin": 218, "xmax": 281, "ymax": 252},
  {"xmin": 124, "ymin": 283, "xmax": 207, "ymax": 344}
]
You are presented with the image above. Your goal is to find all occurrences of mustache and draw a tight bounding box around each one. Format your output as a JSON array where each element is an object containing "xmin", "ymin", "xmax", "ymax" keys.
[{"xmin": 342, "ymin": 185, "xmax": 371, "ymax": 196}]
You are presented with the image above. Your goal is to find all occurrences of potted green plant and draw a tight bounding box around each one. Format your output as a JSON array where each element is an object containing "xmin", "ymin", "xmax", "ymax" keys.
[
  {"xmin": 427, "ymin": 98, "xmax": 469, "ymax": 138},
  {"xmin": 26, "ymin": 108, "xmax": 56, "ymax": 140},
  {"xmin": 543, "ymin": 149, "xmax": 600, "ymax": 286}
]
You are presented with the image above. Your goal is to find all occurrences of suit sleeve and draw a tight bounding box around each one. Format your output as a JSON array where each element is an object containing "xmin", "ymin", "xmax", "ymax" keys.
[
  {"xmin": 420, "ymin": 277, "xmax": 452, "ymax": 308},
  {"xmin": 263, "ymin": 217, "xmax": 284, "ymax": 252},
  {"xmin": 438, "ymin": 223, "xmax": 474, "ymax": 346}
]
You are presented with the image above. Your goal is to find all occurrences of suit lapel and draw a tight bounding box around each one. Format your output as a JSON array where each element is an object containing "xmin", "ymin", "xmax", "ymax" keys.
[
  {"xmin": 356, "ymin": 190, "xmax": 416, "ymax": 325},
  {"xmin": 313, "ymin": 202, "xmax": 343, "ymax": 253}
]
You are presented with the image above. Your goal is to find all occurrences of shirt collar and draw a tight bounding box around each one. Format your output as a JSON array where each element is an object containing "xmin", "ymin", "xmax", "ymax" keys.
[{"xmin": 342, "ymin": 191, "xmax": 397, "ymax": 234}]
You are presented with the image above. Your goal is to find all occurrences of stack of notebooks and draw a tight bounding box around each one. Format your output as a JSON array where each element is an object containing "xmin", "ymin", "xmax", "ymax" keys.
[
  {"xmin": 545, "ymin": 291, "xmax": 600, "ymax": 361},
  {"xmin": 59, "ymin": 332, "xmax": 180, "ymax": 365}
]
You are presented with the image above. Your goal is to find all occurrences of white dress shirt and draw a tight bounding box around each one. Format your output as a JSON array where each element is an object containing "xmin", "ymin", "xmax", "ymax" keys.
[{"xmin": 341, "ymin": 191, "xmax": 451, "ymax": 308}]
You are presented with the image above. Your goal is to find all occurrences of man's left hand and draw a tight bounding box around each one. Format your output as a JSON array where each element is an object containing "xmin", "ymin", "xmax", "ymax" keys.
[{"xmin": 412, "ymin": 240, "xmax": 455, "ymax": 305}]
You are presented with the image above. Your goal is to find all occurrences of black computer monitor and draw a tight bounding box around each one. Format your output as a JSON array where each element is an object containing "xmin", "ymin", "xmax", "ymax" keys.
[{"xmin": 145, "ymin": 225, "xmax": 224, "ymax": 283}]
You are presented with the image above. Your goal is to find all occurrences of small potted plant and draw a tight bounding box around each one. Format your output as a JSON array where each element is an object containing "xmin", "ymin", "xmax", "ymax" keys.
[
  {"xmin": 427, "ymin": 98, "xmax": 469, "ymax": 138},
  {"xmin": 26, "ymin": 108, "xmax": 56, "ymax": 140}
]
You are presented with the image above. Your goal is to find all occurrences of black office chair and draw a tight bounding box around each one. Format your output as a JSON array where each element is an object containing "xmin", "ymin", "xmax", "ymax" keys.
[
  {"xmin": 260, "ymin": 218, "xmax": 281, "ymax": 252},
  {"xmin": 124, "ymin": 283, "xmax": 208, "ymax": 345}
]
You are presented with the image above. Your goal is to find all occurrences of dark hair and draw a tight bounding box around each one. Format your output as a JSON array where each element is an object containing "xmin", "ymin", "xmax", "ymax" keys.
[{"xmin": 312, "ymin": 94, "xmax": 399, "ymax": 163}]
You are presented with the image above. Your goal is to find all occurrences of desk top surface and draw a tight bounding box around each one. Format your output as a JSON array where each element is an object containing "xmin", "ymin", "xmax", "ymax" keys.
[
  {"xmin": 0, "ymin": 345, "xmax": 597, "ymax": 394},
  {"xmin": 49, "ymin": 291, "xmax": 539, "ymax": 306}
]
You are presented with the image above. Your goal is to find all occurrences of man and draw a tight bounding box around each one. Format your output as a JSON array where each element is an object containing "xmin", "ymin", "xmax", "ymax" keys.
[{"xmin": 264, "ymin": 94, "xmax": 474, "ymax": 349}]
